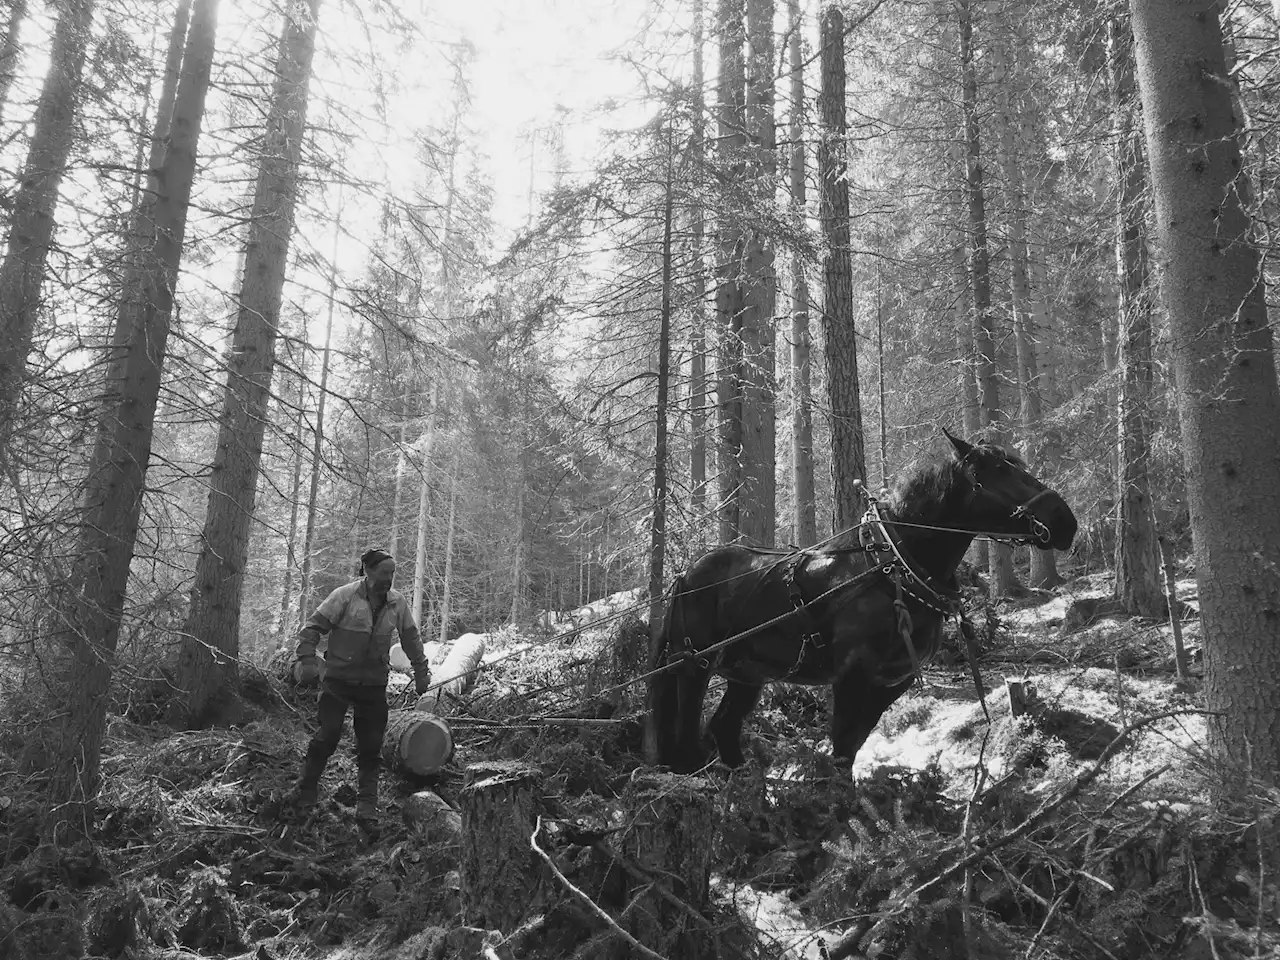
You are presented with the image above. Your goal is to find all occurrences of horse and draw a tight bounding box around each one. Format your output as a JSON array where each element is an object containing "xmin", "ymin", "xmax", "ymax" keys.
[{"xmin": 648, "ymin": 430, "xmax": 1078, "ymax": 774}]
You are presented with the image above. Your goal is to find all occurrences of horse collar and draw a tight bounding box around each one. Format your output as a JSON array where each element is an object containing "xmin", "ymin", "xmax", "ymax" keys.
[{"xmin": 860, "ymin": 501, "xmax": 962, "ymax": 616}]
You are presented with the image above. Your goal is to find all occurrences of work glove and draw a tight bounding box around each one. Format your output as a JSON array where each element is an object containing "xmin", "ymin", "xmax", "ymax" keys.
[
  {"xmin": 414, "ymin": 664, "xmax": 431, "ymax": 696},
  {"xmin": 293, "ymin": 655, "xmax": 321, "ymax": 686}
]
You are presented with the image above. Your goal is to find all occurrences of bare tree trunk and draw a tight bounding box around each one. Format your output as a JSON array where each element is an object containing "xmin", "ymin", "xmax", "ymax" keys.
[
  {"xmin": 172, "ymin": 0, "xmax": 321, "ymax": 726},
  {"xmin": 958, "ymin": 0, "xmax": 1012, "ymax": 594},
  {"xmin": 278, "ymin": 349, "xmax": 308, "ymax": 636},
  {"xmin": 689, "ymin": 0, "xmax": 708, "ymax": 522},
  {"xmin": 389, "ymin": 398, "xmax": 408, "ymax": 558},
  {"xmin": 1108, "ymin": 12, "xmax": 1163, "ymax": 616},
  {"xmin": 510, "ymin": 485, "xmax": 524, "ymax": 623},
  {"xmin": 0, "ymin": 0, "xmax": 28, "ymax": 127},
  {"xmin": 819, "ymin": 3, "xmax": 867, "ymax": 533},
  {"xmin": 645, "ymin": 130, "xmax": 676, "ymax": 761},
  {"xmin": 716, "ymin": 0, "xmax": 747, "ymax": 544},
  {"xmin": 46, "ymin": 0, "xmax": 220, "ymax": 842},
  {"xmin": 1132, "ymin": 0, "xmax": 1280, "ymax": 787},
  {"xmin": 437, "ymin": 447, "xmax": 461, "ymax": 645},
  {"xmin": 298, "ymin": 199, "xmax": 342, "ymax": 621},
  {"xmin": 788, "ymin": 0, "xmax": 817, "ymax": 547},
  {"xmin": 738, "ymin": 0, "xmax": 777, "ymax": 548},
  {"xmin": 411, "ymin": 381, "xmax": 440, "ymax": 627},
  {"xmin": 0, "ymin": 0, "xmax": 96, "ymax": 446}
]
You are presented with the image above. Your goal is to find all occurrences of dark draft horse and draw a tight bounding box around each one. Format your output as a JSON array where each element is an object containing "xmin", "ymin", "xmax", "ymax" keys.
[{"xmin": 649, "ymin": 431, "xmax": 1078, "ymax": 774}]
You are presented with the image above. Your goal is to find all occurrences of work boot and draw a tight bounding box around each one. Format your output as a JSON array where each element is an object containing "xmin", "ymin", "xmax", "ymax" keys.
[
  {"xmin": 355, "ymin": 767, "xmax": 379, "ymax": 821},
  {"xmin": 293, "ymin": 744, "xmax": 328, "ymax": 806}
]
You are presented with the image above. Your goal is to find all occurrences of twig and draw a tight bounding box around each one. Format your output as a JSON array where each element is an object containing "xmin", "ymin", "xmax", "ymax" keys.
[
  {"xmin": 530, "ymin": 816, "xmax": 669, "ymax": 960},
  {"xmin": 1097, "ymin": 763, "xmax": 1172, "ymax": 818},
  {"xmin": 995, "ymin": 862, "xmax": 1118, "ymax": 960}
]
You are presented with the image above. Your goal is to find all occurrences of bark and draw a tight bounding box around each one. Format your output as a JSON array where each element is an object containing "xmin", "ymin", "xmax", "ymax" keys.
[
  {"xmin": 994, "ymin": 22, "xmax": 1061, "ymax": 589},
  {"xmin": 715, "ymin": 0, "xmax": 747, "ymax": 544},
  {"xmin": 958, "ymin": 0, "xmax": 1012, "ymax": 593},
  {"xmin": 298, "ymin": 206, "xmax": 341, "ymax": 621},
  {"xmin": 46, "ymin": 0, "xmax": 220, "ymax": 841},
  {"xmin": 0, "ymin": 0, "xmax": 27, "ymax": 126},
  {"xmin": 460, "ymin": 762, "xmax": 546, "ymax": 929},
  {"xmin": 1131, "ymin": 0, "xmax": 1280, "ymax": 787},
  {"xmin": 277, "ymin": 357, "xmax": 307, "ymax": 636},
  {"xmin": 410, "ymin": 381, "xmax": 439, "ymax": 627},
  {"xmin": 173, "ymin": 0, "xmax": 322, "ymax": 727},
  {"xmin": 0, "ymin": 0, "xmax": 96, "ymax": 446},
  {"xmin": 1108, "ymin": 12, "xmax": 1163, "ymax": 616},
  {"xmin": 788, "ymin": 0, "xmax": 817, "ymax": 547},
  {"xmin": 645, "ymin": 127, "xmax": 675, "ymax": 763},
  {"xmin": 738, "ymin": 0, "xmax": 777, "ymax": 548},
  {"xmin": 438, "ymin": 445, "xmax": 460, "ymax": 644},
  {"xmin": 689, "ymin": 0, "xmax": 708, "ymax": 519},
  {"xmin": 819, "ymin": 4, "xmax": 867, "ymax": 532}
]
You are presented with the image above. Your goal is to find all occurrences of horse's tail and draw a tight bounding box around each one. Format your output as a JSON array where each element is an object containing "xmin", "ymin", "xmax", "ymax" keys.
[{"xmin": 647, "ymin": 575, "xmax": 686, "ymax": 766}]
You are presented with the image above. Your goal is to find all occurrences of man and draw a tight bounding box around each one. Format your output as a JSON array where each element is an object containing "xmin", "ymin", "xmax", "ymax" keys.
[{"xmin": 292, "ymin": 548, "xmax": 431, "ymax": 820}]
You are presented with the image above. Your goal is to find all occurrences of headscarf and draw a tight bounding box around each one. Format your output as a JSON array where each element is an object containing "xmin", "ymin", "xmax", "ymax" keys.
[{"xmin": 359, "ymin": 548, "xmax": 393, "ymax": 574}]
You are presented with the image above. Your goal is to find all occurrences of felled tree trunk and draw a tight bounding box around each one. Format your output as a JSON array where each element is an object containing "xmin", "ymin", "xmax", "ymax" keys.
[
  {"xmin": 403, "ymin": 789, "xmax": 462, "ymax": 846},
  {"xmin": 459, "ymin": 762, "xmax": 544, "ymax": 931},
  {"xmin": 416, "ymin": 633, "xmax": 485, "ymax": 713},
  {"xmin": 381, "ymin": 710, "xmax": 452, "ymax": 776},
  {"xmin": 621, "ymin": 772, "xmax": 716, "ymax": 958}
]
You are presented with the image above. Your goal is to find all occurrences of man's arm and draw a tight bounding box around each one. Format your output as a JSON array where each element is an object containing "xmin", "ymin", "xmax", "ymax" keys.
[{"xmin": 296, "ymin": 588, "xmax": 345, "ymax": 659}]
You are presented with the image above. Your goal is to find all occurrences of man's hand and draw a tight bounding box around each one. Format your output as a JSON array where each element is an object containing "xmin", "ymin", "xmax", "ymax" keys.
[
  {"xmin": 293, "ymin": 655, "xmax": 322, "ymax": 686},
  {"xmin": 414, "ymin": 664, "xmax": 431, "ymax": 696}
]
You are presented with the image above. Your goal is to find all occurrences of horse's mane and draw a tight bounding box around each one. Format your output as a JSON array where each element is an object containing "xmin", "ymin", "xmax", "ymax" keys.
[{"xmin": 882, "ymin": 441, "xmax": 1018, "ymax": 522}]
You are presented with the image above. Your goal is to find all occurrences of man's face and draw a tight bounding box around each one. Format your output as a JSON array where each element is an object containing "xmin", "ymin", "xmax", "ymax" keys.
[{"xmin": 367, "ymin": 558, "xmax": 396, "ymax": 597}]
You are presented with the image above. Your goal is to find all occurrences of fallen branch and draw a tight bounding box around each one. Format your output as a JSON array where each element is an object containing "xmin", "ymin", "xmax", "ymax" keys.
[{"xmin": 530, "ymin": 816, "xmax": 669, "ymax": 960}]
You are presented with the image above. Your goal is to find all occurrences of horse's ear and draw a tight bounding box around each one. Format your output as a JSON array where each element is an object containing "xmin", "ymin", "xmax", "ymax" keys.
[{"xmin": 943, "ymin": 427, "xmax": 973, "ymax": 460}]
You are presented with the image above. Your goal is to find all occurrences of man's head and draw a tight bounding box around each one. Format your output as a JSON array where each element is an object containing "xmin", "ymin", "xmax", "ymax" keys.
[{"xmin": 361, "ymin": 548, "xmax": 395, "ymax": 598}]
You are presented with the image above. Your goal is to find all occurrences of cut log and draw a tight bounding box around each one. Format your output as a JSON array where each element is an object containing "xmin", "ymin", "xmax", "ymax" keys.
[
  {"xmin": 415, "ymin": 632, "xmax": 486, "ymax": 713},
  {"xmin": 403, "ymin": 789, "xmax": 462, "ymax": 845},
  {"xmin": 621, "ymin": 771, "xmax": 716, "ymax": 959},
  {"xmin": 381, "ymin": 710, "xmax": 453, "ymax": 776},
  {"xmin": 459, "ymin": 761, "xmax": 544, "ymax": 931},
  {"xmin": 389, "ymin": 642, "xmax": 411, "ymax": 673}
]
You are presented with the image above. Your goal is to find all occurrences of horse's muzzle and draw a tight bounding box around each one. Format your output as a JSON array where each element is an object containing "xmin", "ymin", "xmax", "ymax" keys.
[{"xmin": 1034, "ymin": 493, "xmax": 1077, "ymax": 550}]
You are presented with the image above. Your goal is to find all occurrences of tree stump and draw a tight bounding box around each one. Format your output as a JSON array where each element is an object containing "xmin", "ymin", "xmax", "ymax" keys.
[
  {"xmin": 621, "ymin": 771, "xmax": 716, "ymax": 959},
  {"xmin": 459, "ymin": 761, "xmax": 545, "ymax": 931},
  {"xmin": 1006, "ymin": 679, "xmax": 1037, "ymax": 719}
]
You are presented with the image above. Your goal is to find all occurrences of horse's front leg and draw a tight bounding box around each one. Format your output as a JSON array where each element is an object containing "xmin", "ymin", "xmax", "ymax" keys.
[
  {"xmin": 708, "ymin": 680, "xmax": 764, "ymax": 768},
  {"xmin": 674, "ymin": 661, "xmax": 713, "ymax": 773},
  {"xmin": 830, "ymin": 674, "xmax": 913, "ymax": 766}
]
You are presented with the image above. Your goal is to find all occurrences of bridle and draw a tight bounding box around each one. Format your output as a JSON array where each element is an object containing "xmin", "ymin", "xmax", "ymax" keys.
[{"xmin": 959, "ymin": 451, "xmax": 1054, "ymax": 546}]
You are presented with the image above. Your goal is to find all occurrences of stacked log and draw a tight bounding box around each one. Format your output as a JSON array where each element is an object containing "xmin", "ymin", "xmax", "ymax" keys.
[
  {"xmin": 415, "ymin": 632, "xmax": 486, "ymax": 713},
  {"xmin": 381, "ymin": 710, "xmax": 453, "ymax": 776},
  {"xmin": 459, "ymin": 761, "xmax": 544, "ymax": 931},
  {"xmin": 621, "ymin": 772, "xmax": 716, "ymax": 959}
]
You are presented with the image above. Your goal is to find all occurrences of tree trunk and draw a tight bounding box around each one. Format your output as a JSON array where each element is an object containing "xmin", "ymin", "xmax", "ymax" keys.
[
  {"xmin": 46, "ymin": 0, "xmax": 220, "ymax": 842},
  {"xmin": 298, "ymin": 201, "xmax": 341, "ymax": 622},
  {"xmin": 1131, "ymin": 0, "xmax": 1280, "ymax": 787},
  {"xmin": 994, "ymin": 24, "xmax": 1061, "ymax": 589},
  {"xmin": 715, "ymin": 0, "xmax": 747, "ymax": 544},
  {"xmin": 1108, "ymin": 12, "xmax": 1163, "ymax": 616},
  {"xmin": 645, "ymin": 124, "xmax": 676, "ymax": 763},
  {"xmin": 0, "ymin": 0, "xmax": 28, "ymax": 127},
  {"xmin": 277, "ymin": 354, "xmax": 307, "ymax": 637},
  {"xmin": 0, "ymin": 0, "xmax": 96, "ymax": 446},
  {"xmin": 788, "ymin": 0, "xmax": 817, "ymax": 547},
  {"xmin": 819, "ymin": 4, "xmax": 867, "ymax": 533},
  {"xmin": 410, "ymin": 381, "xmax": 440, "ymax": 629},
  {"xmin": 437, "ymin": 445, "xmax": 460, "ymax": 644},
  {"xmin": 958, "ymin": 0, "xmax": 1012, "ymax": 594},
  {"xmin": 689, "ymin": 0, "xmax": 708, "ymax": 521},
  {"xmin": 738, "ymin": 0, "xmax": 777, "ymax": 548},
  {"xmin": 173, "ymin": 0, "xmax": 322, "ymax": 727}
]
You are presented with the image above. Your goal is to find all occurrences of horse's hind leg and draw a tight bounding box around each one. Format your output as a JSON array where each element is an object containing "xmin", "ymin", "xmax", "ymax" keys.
[
  {"xmin": 707, "ymin": 680, "xmax": 764, "ymax": 768},
  {"xmin": 830, "ymin": 675, "xmax": 914, "ymax": 766},
  {"xmin": 674, "ymin": 663, "xmax": 713, "ymax": 773}
]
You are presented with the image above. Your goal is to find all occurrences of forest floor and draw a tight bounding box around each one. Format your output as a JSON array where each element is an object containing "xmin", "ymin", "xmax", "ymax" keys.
[{"xmin": 2, "ymin": 569, "xmax": 1278, "ymax": 959}]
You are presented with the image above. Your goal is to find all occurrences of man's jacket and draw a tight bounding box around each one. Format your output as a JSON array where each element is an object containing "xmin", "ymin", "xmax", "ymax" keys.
[{"xmin": 296, "ymin": 580, "xmax": 428, "ymax": 684}]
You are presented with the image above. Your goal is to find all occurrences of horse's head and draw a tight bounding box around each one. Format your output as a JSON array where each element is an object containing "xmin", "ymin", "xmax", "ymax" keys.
[{"xmin": 944, "ymin": 430, "xmax": 1078, "ymax": 550}]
